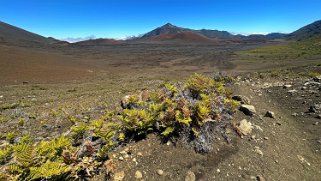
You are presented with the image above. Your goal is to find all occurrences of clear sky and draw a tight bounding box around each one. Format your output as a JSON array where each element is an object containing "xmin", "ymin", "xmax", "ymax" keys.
[{"xmin": 0, "ymin": 0, "xmax": 321, "ymax": 41}]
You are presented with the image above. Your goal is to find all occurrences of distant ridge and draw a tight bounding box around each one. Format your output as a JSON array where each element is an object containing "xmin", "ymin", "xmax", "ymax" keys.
[
  {"xmin": 0, "ymin": 21, "xmax": 63, "ymax": 46},
  {"xmin": 4, "ymin": 20, "xmax": 321, "ymax": 45},
  {"xmin": 139, "ymin": 23, "xmax": 287, "ymax": 43},
  {"xmin": 287, "ymin": 20, "xmax": 321, "ymax": 40}
]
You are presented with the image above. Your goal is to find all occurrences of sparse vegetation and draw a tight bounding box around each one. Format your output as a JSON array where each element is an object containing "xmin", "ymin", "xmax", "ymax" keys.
[{"xmin": 0, "ymin": 74, "xmax": 238, "ymax": 179}]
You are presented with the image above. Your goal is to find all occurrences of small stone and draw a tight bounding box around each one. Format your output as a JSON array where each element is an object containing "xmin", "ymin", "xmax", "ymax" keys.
[
  {"xmin": 254, "ymin": 146, "xmax": 263, "ymax": 156},
  {"xmin": 239, "ymin": 104, "xmax": 256, "ymax": 116},
  {"xmin": 185, "ymin": 170, "xmax": 196, "ymax": 181},
  {"xmin": 287, "ymin": 89, "xmax": 297, "ymax": 94},
  {"xmin": 156, "ymin": 169, "xmax": 164, "ymax": 176},
  {"xmin": 283, "ymin": 84, "xmax": 292, "ymax": 89},
  {"xmin": 137, "ymin": 152, "xmax": 143, "ymax": 156},
  {"xmin": 251, "ymin": 135, "xmax": 256, "ymax": 140},
  {"xmin": 232, "ymin": 95, "xmax": 250, "ymax": 104},
  {"xmin": 264, "ymin": 111, "xmax": 275, "ymax": 118},
  {"xmin": 297, "ymin": 155, "xmax": 311, "ymax": 166},
  {"xmin": 292, "ymin": 113, "xmax": 298, "ymax": 117},
  {"xmin": 216, "ymin": 169, "xmax": 220, "ymax": 173},
  {"xmin": 264, "ymin": 137, "xmax": 269, "ymax": 140},
  {"xmin": 314, "ymin": 122, "xmax": 319, "ymax": 125},
  {"xmin": 316, "ymin": 115, "xmax": 321, "ymax": 119},
  {"xmin": 236, "ymin": 119, "xmax": 253, "ymax": 136},
  {"xmin": 118, "ymin": 156, "xmax": 124, "ymax": 161},
  {"xmin": 135, "ymin": 170, "xmax": 143, "ymax": 179},
  {"xmin": 114, "ymin": 171, "xmax": 125, "ymax": 181},
  {"xmin": 256, "ymin": 175, "xmax": 266, "ymax": 181},
  {"xmin": 309, "ymin": 106, "xmax": 317, "ymax": 113}
]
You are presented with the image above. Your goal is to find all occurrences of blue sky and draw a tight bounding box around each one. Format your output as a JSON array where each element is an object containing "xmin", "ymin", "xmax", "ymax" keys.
[{"xmin": 0, "ymin": 0, "xmax": 321, "ymax": 41}]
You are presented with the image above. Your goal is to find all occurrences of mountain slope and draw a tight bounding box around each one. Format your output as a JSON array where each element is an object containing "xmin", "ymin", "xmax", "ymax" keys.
[
  {"xmin": 0, "ymin": 21, "xmax": 58, "ymax": 46},
  {"xmin": 141, "ymin": 23, "xmax": 188, "ymax": 38},
  {"xmin": 287, "ymin": 20, "xmax": 321, "ymax": 40},
  {"xmin": 195, "ymin": 29, "xmax": 234, "ymax": 39},
  {"xmin": 140, "ymin": 23, "xmax": 287, "ymax": 43}
]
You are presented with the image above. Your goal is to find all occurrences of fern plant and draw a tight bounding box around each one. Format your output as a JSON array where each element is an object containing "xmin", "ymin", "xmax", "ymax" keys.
[
  {"xmin": 12, "ymin": 143, "xmax": 35, "ymax": 167},
  {"xmin": 0, "ymin": 146, "xmax": 12, "ymax": 164},
  {"xmin": 28, "ymin": 160, "xmax": 70, "ymax": 180}
]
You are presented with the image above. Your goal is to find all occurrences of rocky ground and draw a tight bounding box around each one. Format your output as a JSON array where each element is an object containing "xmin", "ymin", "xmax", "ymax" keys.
[
  {"xmin": 1, "ymin": 61, "xmax": 321, "ymax": 180},
  {"xmin": 97, "ymin": 73, "xmax": 321, "ymax": 181}
]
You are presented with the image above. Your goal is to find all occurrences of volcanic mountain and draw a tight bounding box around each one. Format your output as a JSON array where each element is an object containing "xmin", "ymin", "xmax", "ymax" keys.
[
  {"xmin": 139, "ymin": 23, "xmax": 286, "ymax": 43},
  {"xmin": 140, "ymin": 23, "xmax": 235, "ymax": 41},
  {"xmin": 287, "ymin": 20, "xmax": 321, "ymax": 40}
]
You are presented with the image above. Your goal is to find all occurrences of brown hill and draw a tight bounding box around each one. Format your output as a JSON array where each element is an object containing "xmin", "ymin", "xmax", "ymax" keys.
[{"xmin": 0, "ymin": 21, "xmax": 60, "ymax": 46}]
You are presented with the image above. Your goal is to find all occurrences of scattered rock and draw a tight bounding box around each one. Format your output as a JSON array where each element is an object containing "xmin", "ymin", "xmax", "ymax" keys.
[
  {"xmin": 135, "ymin": 170, "xmax": 143, "ymax": 179},
  {"xmin": 137, "ymin": 152, "xmax": 143, "ymax": 156},
  {"xmin": 118, "ymin": 156, "xmax": 124, "ymax": 161},
  {"xmin": 256, "ymin": 175, "xmax": 266, "ymax": 181},
  {"xmin": 254, "ymin": 125, "xmax": 263, "ymax": 132},
  {"xmin": 297, "ymin": 155, "xmax": 311, "ymax": 166},
  {"xmin": 314, "ymin": 122, "xmax": 319, "ymax": 125},
  {"xmin": 313, "ymin": 75, "xmax": 321, "ymax": 82},
  {"xmin": 292, "ymin": 113, "xmax": 298, "ymax": 117},
  {"xmin": 156, "ymin": 169, "xmax": 164, "ymax": 176},
  {"xmin": 287, "ymin": 90, "xmax": 298, "ymax": 94},
  {"xmin": 239, "ymin": 105, "xmax": 256, "ymax": 116},
  {"xmin": 264, "ymin": 111, "xmax": 275, "ymax": 118},
  {"xmin": 283, "ymin": 84, "xmax": 292, "ymax": 89},
  {"xmin": 264, "ymin": 137, "xmax": 269, "ymax": 140},
  {"xmin": 232, "ymin": 95, "xmax": 250, "ymax": 104},
  {"xmin": 114, "ymin": 171, "xmax": 125, "ymax": 181},
  {"xmin": 236, "ymin": 119, "xmax": 253, "ymax": 136},
  {"xmin": 254, "ymin": 146, "xmax": 263, "ymax": 156},
  {"xmin": 251, "ymin": 135, "xmax": 256, "ymax": 140},
  {"xmin": 309, "ymin": 106, "xmax": 317, "ymax": 113},
  {"xmin": 316, "ymin": 115, "xmax": 321, "ymax": 119},
  {"xmin": 185, "ymin": 170, "xmax": 196, "ymax": 181}
]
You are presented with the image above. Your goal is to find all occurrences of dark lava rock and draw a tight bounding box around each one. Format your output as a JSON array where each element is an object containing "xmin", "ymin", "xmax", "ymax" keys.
[
  {"xmin": 309, "ymin": 106, "xmax": 317, "ymax": 113},
  {"xmin": 232, "ymin": 95, "xmax": 250, "ymax": 104},
  {"xmin": 239, "ymin": 104, "xmax": 256, "ymax": 116},
  {"xmin": 264, "ymin": 111, "xmax": 275, "ymax": 118}
]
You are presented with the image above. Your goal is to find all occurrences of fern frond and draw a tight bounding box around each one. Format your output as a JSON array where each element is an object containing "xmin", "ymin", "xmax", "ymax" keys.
[
  {"xmin": 28, "ymin": 161, "xmax": 70, "ymax": 180},
  {"xmin": 12, "ymin": 143, "xmax": 34, "ymax": 167},
  {"xmin": 0, "ymin": 146, "xmax": 13, "ymax": 164}
]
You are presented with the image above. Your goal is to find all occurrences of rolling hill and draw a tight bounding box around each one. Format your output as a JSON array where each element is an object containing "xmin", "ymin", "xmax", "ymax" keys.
[
  {"xmin": 0, "ymin": 21, "xmax": 61, "ymax": 46},
  {"xmin": 287, "ymin": 20, "xmax": 321, "ymax": 40}
]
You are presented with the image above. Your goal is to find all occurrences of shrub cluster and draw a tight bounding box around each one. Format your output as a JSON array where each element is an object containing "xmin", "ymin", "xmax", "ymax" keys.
[{"xmin": 0, "ymin": 74, "xmax": 238, "ymax": 180}]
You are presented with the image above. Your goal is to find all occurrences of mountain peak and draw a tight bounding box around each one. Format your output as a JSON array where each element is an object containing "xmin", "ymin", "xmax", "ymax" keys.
[{"xmin": 162, "ymin": 23, "xmax": 175, "ymax": 27}]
